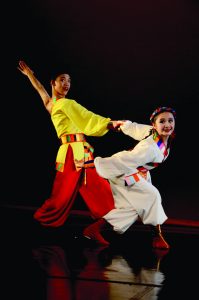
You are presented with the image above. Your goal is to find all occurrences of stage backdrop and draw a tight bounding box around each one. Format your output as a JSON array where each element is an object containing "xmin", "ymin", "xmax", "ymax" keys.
[{"xmin": 1, "ymin": 0, "xmax": 199, "ymax": 221}]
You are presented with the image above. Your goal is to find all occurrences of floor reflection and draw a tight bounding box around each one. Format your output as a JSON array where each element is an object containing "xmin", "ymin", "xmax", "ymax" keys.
[
  {"xmin": 1, "ymin": 206, "xmax": 198, "ymax": 300},
  {"xmin": 32, "ymin": 239, "xmax": 169, "ymax": 300}
]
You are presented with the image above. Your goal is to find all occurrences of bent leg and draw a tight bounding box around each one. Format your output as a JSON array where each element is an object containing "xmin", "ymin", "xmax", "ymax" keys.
[
  {"xmin": 79, "ymin": 168, "xmax": 115, "ymax": 219},
  {"xmin": 103, "ymin": 176, "xmax": 167, "ymax": 233},
  {"xmin": 79, "ymin": 168, "xmax": 115, "ymax": 245},
  {"xmin": 34, "ymin": 146, "xmax": 83, "ymax": 227},
  {"xmin": 103, "ymin": 207, "xmax": 139, "ymax": 234}
]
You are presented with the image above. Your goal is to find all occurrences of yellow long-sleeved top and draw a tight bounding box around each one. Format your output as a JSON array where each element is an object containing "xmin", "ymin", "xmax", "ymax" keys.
[{"xmin": 51, "ymin": 98, "xmax": 111, "ymax": 172}]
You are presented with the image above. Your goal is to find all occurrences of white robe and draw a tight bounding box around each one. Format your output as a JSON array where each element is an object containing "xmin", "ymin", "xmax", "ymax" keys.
[{"xmin": 94, "ymin": 121, "xmax": 168, "ymax": 233}]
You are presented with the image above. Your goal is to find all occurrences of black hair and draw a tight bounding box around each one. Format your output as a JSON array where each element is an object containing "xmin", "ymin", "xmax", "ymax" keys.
[{"xmin": 48, "ymin": 62, "xmax": 73, "ymax": 81}]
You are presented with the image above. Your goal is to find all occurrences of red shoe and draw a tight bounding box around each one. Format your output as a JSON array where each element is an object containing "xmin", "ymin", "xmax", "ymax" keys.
[
  {"xmin": 152, "ymin": 233, "xmax": 170, "ymax": 249},
  {"xmin": 83, "ymin": 219, "xmax": 110, "ymax": 246}
]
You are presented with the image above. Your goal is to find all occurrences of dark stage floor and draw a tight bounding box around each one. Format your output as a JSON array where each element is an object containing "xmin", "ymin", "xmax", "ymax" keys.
[{"xmin": 1, "ymin": 205, "xmax": 199, "ymax": 300}]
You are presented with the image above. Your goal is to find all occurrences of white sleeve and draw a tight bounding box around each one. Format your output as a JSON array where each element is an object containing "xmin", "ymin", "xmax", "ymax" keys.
[
  {"xmin": 94, "ymin": 140, "xmax": 155, "ymax": 179},
  {"xmin": 120, "ymin": 121, "xmax": 152, "ymax": 141}
]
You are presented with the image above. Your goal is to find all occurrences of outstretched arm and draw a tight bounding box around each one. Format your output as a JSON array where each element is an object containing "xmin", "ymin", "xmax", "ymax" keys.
[
  {"xmin": 107, "ymin": 120, "xmax": 152, "ymax": 140},
  {"xmin": 117, "ymin": 120, "xmax": 152, "ymax": 140},
  {"xmin": 18, "ymin": 60, "xmax": 52, "ymax": 114}
]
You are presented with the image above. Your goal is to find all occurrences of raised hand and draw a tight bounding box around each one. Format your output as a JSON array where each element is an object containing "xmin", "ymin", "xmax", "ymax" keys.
[{"xmin": 18, "ymin": 60, "xmax": 34, "ymax": 76}]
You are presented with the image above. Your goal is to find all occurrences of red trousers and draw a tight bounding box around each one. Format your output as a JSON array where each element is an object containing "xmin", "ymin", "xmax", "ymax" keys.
[{"xmin": 34, "ymin": 146, "xmax": 115, "ymax": 227}]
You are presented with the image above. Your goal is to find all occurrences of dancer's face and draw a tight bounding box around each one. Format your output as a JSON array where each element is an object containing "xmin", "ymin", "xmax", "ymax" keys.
[
  {"xmin": 153, "ymin": 111, "xmax": 175, "ymax": 138},
  {"xmin": 52, "ymin": 74, "xmax": 71, "ymax": 97}
]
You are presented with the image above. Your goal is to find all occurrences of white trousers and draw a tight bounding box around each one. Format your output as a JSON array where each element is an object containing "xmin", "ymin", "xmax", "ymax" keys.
[{"xmin": 103, "ymin": 174, "xmax": 168, "ymax": 233}]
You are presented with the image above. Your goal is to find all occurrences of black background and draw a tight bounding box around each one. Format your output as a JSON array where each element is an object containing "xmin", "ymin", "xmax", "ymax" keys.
[{"xmin": 2, "ymin": 0, "xmax": 199, "ymax": 220}]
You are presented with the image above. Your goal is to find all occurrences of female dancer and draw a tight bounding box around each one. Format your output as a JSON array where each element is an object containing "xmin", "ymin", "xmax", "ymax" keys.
[{"xmin": 93, "ymin": 107, "xmax": 176, "ymax": 249}]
